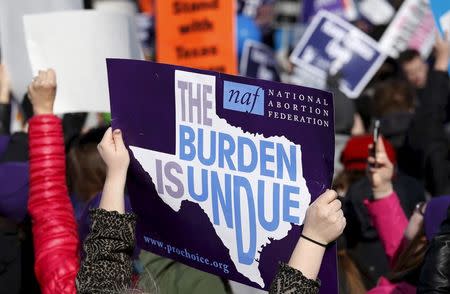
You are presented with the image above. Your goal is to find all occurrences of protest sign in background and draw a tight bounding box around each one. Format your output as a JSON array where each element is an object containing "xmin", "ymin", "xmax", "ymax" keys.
[
  {"xmin": 107, "ymin": 59, "xmax": 336, "ymax": 291},
  {"xmin": 379, "ymin": 0, "xmax": 436, "ymax": 59},
  {"xmin": 290, "ymin": 10, "xmax": 385, "ymax": 99},
  {"xmin": 155, "ymin": 0, "xmax": 237, "ymax": 74},
  {"xmin": 93, "ymin": 0, "xmax": 138, "ymax": 15},
  {"xmin": 302, "ymin": 0, "xmax": 358, "ymax": 24},
  {"xmin": 238, "ymin": 0, "xmax": 262, "ymax": 17},
  {"xmin": 23, "ymin": 10, "xmax": 143, "ymax": 114},
  {"xmin": 240, "ymin": 40, "xmax": 281, "ymax": 82},
  {"xmin": 429, "ymin": 0, "xmax": 450, "ymax": 73},
  {"xmin": 0, "ymin": 0, "xmax": 82, "ymax": 101},
  {"xmin": 358, "ymin": 0, "xmax": 394, "ymax": 25}
]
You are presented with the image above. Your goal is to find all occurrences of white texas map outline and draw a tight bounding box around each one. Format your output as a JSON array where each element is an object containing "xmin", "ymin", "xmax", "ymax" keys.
[{"xmin": 129, "ymin": 70, "xmax": 311, "ymax": 287}]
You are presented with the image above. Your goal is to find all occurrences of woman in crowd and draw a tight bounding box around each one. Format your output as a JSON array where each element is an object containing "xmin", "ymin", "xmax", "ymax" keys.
[
  {"xmin": 74, "ymin": 118, "xmax": 346, "ymax": 293},
  {"xmin": 76, "ymin": 126, "xmax": 136, "ymax": 293},
  {"xmin": 364, "ymin": 137, "xmax": 450, "ymax": 293}
]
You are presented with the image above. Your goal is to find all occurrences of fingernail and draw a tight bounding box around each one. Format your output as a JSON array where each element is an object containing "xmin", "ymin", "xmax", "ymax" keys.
[{"xmin": 114, "ymin": 129, "xmax": 121, "ymax": 135}]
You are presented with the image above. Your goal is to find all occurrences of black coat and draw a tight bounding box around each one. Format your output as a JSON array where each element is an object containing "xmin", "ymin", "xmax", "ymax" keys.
[
  {"xmin": 418, "ymin": 206, "xmax": 450, "ymax": 293},
  {"xmin": 0, "ymin": 103, "xmax": 10, "ymax": 136},
  {"xmin": 401, "ymin": 70, "xmax": 450, "ymax": 196}
]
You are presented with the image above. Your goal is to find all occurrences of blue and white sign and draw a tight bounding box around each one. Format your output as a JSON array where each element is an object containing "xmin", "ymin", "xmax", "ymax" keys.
[
  {"xmin": 430, "ymin": 0, "xmax": 450, "ymax": 73},
  {"xmin": 430, "ymin": 0, "xmax": 450, "ymax": 35},
  {"xmin": 240, "ymin": 40, "xmax": 281, "ymax": 82},
  {"xmin": 290, "ymin": 10, "xmax": 386, "ymax": 99}
]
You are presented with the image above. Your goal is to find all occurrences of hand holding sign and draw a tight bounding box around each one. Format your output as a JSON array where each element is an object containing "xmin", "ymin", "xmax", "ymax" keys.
[
  {"xmin": 302, "ymin": 190, "xmax": 346, "ymax": 245},
  {"xmin": 98, "ymin": 127, "xmax": 130, "ymax": 214},
  {"xmin": 434, "ymin": 31, "xmax": 450, "ymax": 72},
  {"xmin": 98, "ymin": 128, "xmax": 130, "ymax": 177},
  {"xmin": 28, "ymin": 68, "xmax": 56, "ymax": 115},
  {"xmin": 287, "ymin": 189, "xmax": 345, "ymax": 281}
]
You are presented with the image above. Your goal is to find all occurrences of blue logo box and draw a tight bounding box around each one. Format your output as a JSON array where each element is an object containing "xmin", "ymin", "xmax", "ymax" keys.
[{"xmin": 223, "ymin": 81, "xmax": 264, "ymax": 115}]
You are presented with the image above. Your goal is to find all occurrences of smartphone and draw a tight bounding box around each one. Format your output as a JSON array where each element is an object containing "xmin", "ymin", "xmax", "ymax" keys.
[
  {"xmin": 371, "ymin": 120, "xmax": 381, "ymax": 167},
  {"xmin": 373, "ymin": 119, "xmax": 380, "ymax": 150}
]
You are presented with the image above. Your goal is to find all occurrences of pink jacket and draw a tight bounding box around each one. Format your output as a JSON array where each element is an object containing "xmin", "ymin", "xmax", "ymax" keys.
[{"xmin": 364, "ymin": 192, "xmax": 415, "ymax": 294}]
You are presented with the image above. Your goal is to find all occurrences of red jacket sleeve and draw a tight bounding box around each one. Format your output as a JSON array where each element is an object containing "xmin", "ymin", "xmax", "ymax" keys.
[
  {"xmin": 364, "ymin": 192, "xmax": 408, "ymax": 267},
  {"xmin": 28, "ymin": 115, "xmax": 79, "ymax": 294}
]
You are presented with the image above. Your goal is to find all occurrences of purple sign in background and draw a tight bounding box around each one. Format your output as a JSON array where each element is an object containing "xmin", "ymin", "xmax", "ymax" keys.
[
  {"xmin": 302, "ymin": 0, "xmax": 358, "ymax": 24},
  {"xmin": 107, "ymin": 59, "xmax": 336, "ymax": 292},
  {"xmin": 240, "ymin": 40, "xmax": 281, "ymax": 82},
  {"xmin": 291, "ymin": 10, "xmax": 385, "ymax": 99}
]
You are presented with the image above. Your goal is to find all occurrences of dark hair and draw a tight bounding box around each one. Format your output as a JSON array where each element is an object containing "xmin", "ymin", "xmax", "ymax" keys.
[
  {"xmin": 333, "ymin": 170, "xmax": 366, "ymax": 196},
  {"xmin": 388, "ymin": 226, "xmax": 428, "ymax": 286},
  {"xmin": 373, "ymin": 79, "xmax": 415, "ymax": 116},
  {"xmin": 67, "ymin": 127, "xmax": 107, "ymax": 202},
  {"xmin": 398, "ymin": 49, "xmax": 421, "ymax": 65},
  {"xmin": 338, "ymin": 250, "xmax": 367, "ymax": 294},
  {"xmin": 21, "ymin": 94, "xmax": 34, "ymax": 123}
]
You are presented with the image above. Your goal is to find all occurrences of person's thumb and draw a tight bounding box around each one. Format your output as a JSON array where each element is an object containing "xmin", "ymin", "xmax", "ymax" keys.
[
  {"xmin": 315, "ymin": 189, "xmax": 338, "ymax": 206},
  {"xmin": 46, "ymin": 68, "xmax": 56, "ymax": 84},
  {"xmin": 112, "ymin": 129, "xmax": 126, "ymax": 150}
]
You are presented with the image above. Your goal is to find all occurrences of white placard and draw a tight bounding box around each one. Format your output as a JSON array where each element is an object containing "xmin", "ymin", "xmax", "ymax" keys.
[
  {"xmin": 379, "ymin": 0, "xmax": 436, "ymax": 59},
  {"xmin": 93, "ymin": 0, "xmax": 138, "ymax": 16},
  {"xmin": 23, "ymin": 10, "xmax": 143, "ymax": 114},
  {"xmin": 359, "ymin": 0, "xmax": 394, "ymax": 25},
  {"xmin": 0, "ymin": 0, "xmax": 82, "ymax": 101}
]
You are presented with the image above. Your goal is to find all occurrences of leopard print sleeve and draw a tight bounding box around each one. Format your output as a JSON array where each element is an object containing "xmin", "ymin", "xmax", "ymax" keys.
[
  {"xmin": 268, "ymin": 263, "xmax": 321, "ymax": 294},
  {"xmin": 76, "ymin": 208, "xmax": 136, "ymax": 294}
]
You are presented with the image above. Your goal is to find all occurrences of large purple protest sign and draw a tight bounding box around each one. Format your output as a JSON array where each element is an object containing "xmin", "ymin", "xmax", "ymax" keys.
[
  {"xmin": 107, "ymin": 59, "xmax": 336, "ymax": 291},
  {"xmin": 290, "ymin": 10, "xmax": 385, "ymax": 99}
]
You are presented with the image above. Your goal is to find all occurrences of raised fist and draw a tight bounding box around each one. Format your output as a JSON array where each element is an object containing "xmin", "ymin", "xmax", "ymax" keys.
[{"xmin": 28, "ymin": 69, "xmax": 57, "ymax": 115}]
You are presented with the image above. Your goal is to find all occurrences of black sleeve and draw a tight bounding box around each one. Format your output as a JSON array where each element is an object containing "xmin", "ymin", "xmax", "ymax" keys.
[
  {"xmin": 418, "ymin": 205, "xmax": 450, "ymax": 293},
  {"xmin": 76, "ymin": 209, "xmax": 136, "ymax": 294},
  {"xmin": 408, "ymin": 70, "xmax": 450, "ymax": 196},
  {"xmin": 0, "ymin": 132, "xmax": 28, "ymax": 163},
  {"xmin": 268, "ymin": 263, "xmax": 320, "ymax": 294},
  {"xmin": 0, "ymin": 103, "xmax": 11, "ymax": 135},
  {"xmin": 417, "ymin": 234, "xmax": 450, "ymax": 293}
]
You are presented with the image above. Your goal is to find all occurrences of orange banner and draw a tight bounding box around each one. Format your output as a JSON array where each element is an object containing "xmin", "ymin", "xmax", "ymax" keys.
[
  {"xmin": 155, "ymin": 0, "xmax": 237, "ymax": 74},
  {"xmin": 139, "ymin": 0, "xmax": 154, "ymax": 15}
]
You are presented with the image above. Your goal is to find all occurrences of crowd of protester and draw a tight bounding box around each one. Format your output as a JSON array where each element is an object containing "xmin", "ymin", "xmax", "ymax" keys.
[{"xmin": 0, "ymin": 0, "xmax": 450, "ymax": 293}]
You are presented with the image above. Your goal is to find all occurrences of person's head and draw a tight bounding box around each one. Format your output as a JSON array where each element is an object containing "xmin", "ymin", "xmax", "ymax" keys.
[
  {"xmin": 67, "ymin": 127, "xmax": 108, "ymax": 202},
  {"xmin": 398, "ymin": 49, "xmax": 428, "ymax": 89},
  {"xmin": 389, "ymin": 196, "xmax": 450, "ymax": 285},
  {"xmin": 373, "ymin": 79, "xmax": 416, "ymax": 116}
]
